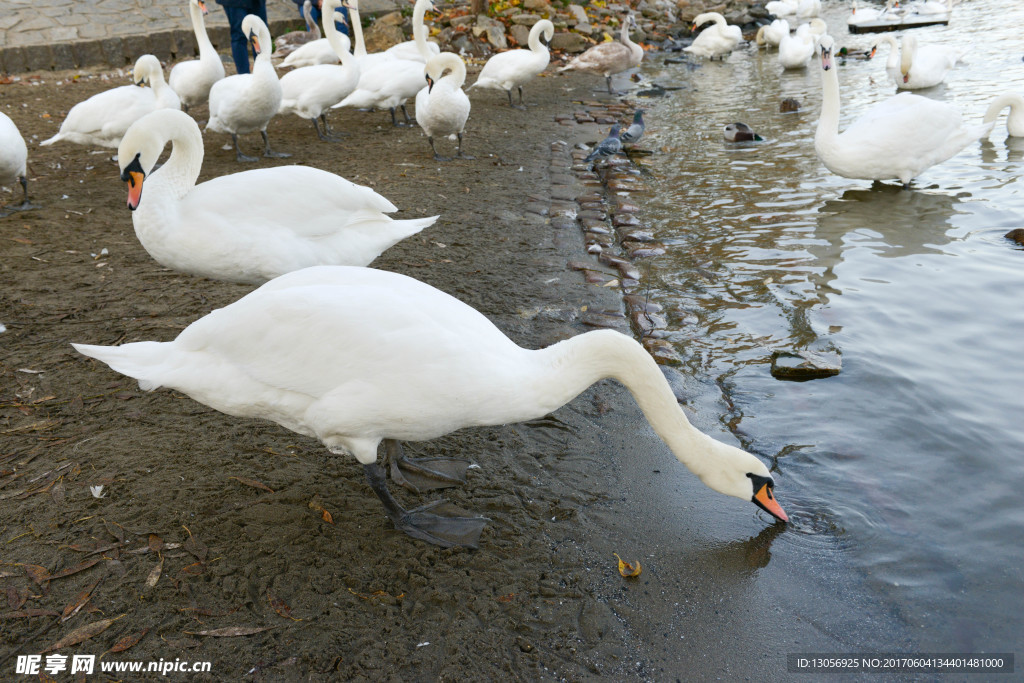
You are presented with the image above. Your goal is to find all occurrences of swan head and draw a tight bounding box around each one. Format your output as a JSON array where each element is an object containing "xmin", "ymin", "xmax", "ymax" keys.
[
  {"xmin": 242, "ymin": 15, "xmax": 269, "ymax": 55},
  {"xmin": 696, "ymin": 441, "xmax": 788, "ymax": 522},
  {"xmin": 819, "ymin": 33, "xmax": 835, "ymax": 70},
  {"xmin": 117, "ymin": 110, "xmax": 198, "ymax": 210},
  {"xmin": 132, "ymin": 54, "xmax": 161, "ymax": 87},
  {"xmin": 189, "ymin": 0, "xmax": 209, "ymax": 15}
]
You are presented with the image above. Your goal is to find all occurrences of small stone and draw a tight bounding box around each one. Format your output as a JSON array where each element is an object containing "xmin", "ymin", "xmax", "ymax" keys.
[
  {"xmin": 644, "ymin": 339, "xmax": 683, "ymax": 365},
  {"xmin": 550, "ymin": 31, "xmax": 589, "ymax": 52},
  {"xmin": 1005, "ymin": 229, "xmax": 1024, "ymax": 246},
  {"xmin": 770, "ymin": 350, "xmax": 842, "ymax": 381},
  {"xmin": 511, "ymin": 13, "xmax": 542, "ymax": 26}
]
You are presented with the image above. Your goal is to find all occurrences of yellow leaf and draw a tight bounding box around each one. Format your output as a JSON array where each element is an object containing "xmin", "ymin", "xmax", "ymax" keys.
[{"xmin": 613, "ymin": 553, "xmax": 641, "ymax": 578}]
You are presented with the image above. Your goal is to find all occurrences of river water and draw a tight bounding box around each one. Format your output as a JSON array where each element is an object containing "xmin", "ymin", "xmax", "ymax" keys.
[{"xmin": 628, "ymin": 0, "xmax": 1024, "ymax": 654}]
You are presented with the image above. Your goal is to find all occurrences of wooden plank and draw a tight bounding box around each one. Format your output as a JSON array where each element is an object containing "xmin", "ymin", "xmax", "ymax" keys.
[{"xmin": 848, "ymin": 18, "xmax": 949, "ymax": 33}]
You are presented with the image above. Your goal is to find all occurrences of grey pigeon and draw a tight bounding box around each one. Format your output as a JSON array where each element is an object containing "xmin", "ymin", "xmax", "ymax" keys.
[
  {"xmin": 585, "ymin": 124, "xmax": 622, "ymax": 163},
  {"xmin": 619, "ymin": 109, "xmax": 645, "ymax": 145}
]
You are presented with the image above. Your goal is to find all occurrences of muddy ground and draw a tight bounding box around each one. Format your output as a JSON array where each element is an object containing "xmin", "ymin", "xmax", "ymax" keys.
[{"xmin": 0, "ymin": 60, "xmax": 693, "ymax": 681}]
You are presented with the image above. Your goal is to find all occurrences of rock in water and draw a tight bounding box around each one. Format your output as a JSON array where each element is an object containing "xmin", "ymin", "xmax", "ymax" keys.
[{"xmin": 770, "ymin": 350, "xmax": 842, "ymax": 381}]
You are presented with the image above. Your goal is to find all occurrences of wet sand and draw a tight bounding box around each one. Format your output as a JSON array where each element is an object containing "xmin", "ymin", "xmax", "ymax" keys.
[{"xmin": 1, "ymin": 64, "xmax": 908, "ymax": 680}]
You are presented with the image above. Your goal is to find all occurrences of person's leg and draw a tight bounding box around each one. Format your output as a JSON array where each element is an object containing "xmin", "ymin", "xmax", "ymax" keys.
[
  {"xmin": 334, "ymin": 5, "xmax": 349, "ymax": 36},
  {"xmin": 223, "ymin": 6, "xmax": 250, "ymax": 74}
]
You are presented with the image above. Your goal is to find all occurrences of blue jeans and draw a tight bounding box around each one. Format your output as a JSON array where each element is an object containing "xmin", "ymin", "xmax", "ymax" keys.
[
  {"xmin": 222, "ymin": 2, "xmax": 268, "ymax": 74},
  {"xmin": 305, "ymin": 4, "xmax": 350, "ymax": 36}
]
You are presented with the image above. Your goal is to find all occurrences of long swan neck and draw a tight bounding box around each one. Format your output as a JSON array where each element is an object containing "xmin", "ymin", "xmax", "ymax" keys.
[
  {"xmin": 439, "ymin": 54, "xmax": 466, "ymax": 88},
  {"xmin": 190, "ymin": 3, "xmax": 216, "ymax": 54},
  {"xmin": 254, "ymin": 26, "xmax": 275, "ymax": 72},
  {"xmin": 413, "ymin": 0, "xmax": 431, "ymax": 59},
  {"xmin": 349, "ymin": 3, "xmax": 367, "ymax": 57},
  {"xmin": 537, "ymin": 331, "xmax": 728, "ymax": 478},
  {"xmin": 900, "ymin": 36, "xmax": 914, "ymax": 74},
  {"xmin": 984, "ymin": 94, "xmax": 1024, "ymax": 124},
  {"xmin": 528, "ymin": 20, "xmax": 549, "ymax": 53},
  {"xmin": 817, "ymin": 56, "xmax": 840, "ymax": 144},
  {"xmin": 151, "ymin": 116, "xmax": 203, "ymax": 199},
  {"xmin": 323, "ymin": 3, "xmax": 351, "ymax": 63}
]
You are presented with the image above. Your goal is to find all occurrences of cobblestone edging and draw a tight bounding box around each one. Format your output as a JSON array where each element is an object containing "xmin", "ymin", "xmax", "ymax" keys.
[
  {"xmin": 544, "ymin": 102, "xmax": 684, "ymax": 366},
  {"xmin": 0, "ymin": 18, "xmax": 300, "ymax": 74}
]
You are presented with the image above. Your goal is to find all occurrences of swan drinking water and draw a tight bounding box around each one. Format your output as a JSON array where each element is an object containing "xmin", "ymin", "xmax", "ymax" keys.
[
  {"xmin": 814, "ymin": 34, "xmax": 992, "ymax": 186},
  {"xmin": 983, "ymin": 94, "xmax": 1024, "ymax": 137},
  {"xmin": 73, "ymin": 265, "xmax": 789, "ymax": 548},
  {"xmin": 118, "ymin": 109, "xmax": 436, "ymax": 283}
]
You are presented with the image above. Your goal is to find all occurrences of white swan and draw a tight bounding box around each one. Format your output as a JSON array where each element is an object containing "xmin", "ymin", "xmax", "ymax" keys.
[
  {"xmin": 778, "ymin": 21, "xmax": 816, "ymax": 70},
  {"xmin": 1, "ymin": 113, "xmax": 33, "ymax": 217},
  {"xmin": 273, "ymin": 0, "xmax": 322, "ymax": 61},
  {"xmin": 765, "ymin": 0, "xmax": 798, "ymax": 17},
  {"xmin": 168, "ymin": 0, "xmax": 226, "ymax": 111},
  {"xmin": 847, "ymin": 0, "xmax": 897, "ymax": 26},
  {"xmin": 759, "ymin": 19, "xmax": 789, "ymax": 49},
  {"xmin": 558, "ymin": 14, "xmax": 644, "ymax": 94},
  {"xmin": 468, "ymin": 19, "xmax": 554, "ymax": 108},
  {"xmin": 815, "ymin": 34, "xmax": 993, "ymax": 186},
  {"xmin": 279, "ymin": 4, "xmax": 351, "ymax": 68},
  {"xmin": 117, "ymin": 109, "xmax": 436, "ymax": 283},
  {"xmin": 905, "ymin": 0, "xmax": 953, "ymax": 18},
  {"xmin": 383, "ymin": 0, "xmax": 441, "ymax": 63},
  {"xmin": 683, "ymin": 12, "xmax": 742, "ymax": 61},
  {"xmin": 983, "ymin": 94, "xmax": 1024, "ymax": 137},
  {"xmin": 278, "ymin": 0, "xmax": 360, "ymax": 140},
  {"xmin": 332, "ymin": 0, "xmax": 432, "ymax": 126},
  {"xmin": 416, "ymin": 52, "xmax": 473, "ymax": 161},
  {"xmin": 206, "ymin": 15, "xmax": 287, "ymax": 161},
  {"xmin": 870, "ymin": 33, "xmax": 959, "ymax": 90},
  {"xmin": 73, "ymin": 265, "xmax": 789, "ymax": 548},
  {"xmin": 40, "ymin": 55, "xmax": 180, "ymax": 150}
]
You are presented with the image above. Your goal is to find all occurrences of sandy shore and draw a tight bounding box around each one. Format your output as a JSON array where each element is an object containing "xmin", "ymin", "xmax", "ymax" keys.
[{"xmin": 0, "ymin": 61, "xmax": 908, "ymax": 680}]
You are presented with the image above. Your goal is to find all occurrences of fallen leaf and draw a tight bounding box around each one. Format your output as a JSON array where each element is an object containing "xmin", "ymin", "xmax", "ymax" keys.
[
  {"xmin": 178, "ymin": 561, "xmax": 205, "ymax": 577},
  {"xmin": 268, "ymin": 589, "xmax": 302, "ymax": 622},
  {"xmin": 613, "ymin": 553, "xmax": 642, "ymax": 578},
  {"xmin": 496, "ymin": 593, "xmax": 515, "ymax": 603},
  {"xmin": 42, "ymin": 615, "xmax": 122, "ymax": 652},
  {"xmin": 148, "ymin": 534, "xmax": 164, "ymax": 552},
  {"xmin": 7, "ymin": 585, "xmax": 28, "ymax": 610},
  {"xmin": 23, "ymin": 564, "xmax": 51, "ymax": 586},
  {"xmin": 49, "ymin": 557, "xmax": 103, "ymax": 581},
  {"xmin": 181, "ymin": 525, "xmax": 208, "ymax": 561},
  {"xmin": 184, "ymin": 626, "xmax": 274, "ymax": 637},
  {"xmin": 107, "ymin": 627, "xmax": 150, "ymax": 654},
  {"xmin": 0, "ymin": 608, "xmax": 60, "ymax": 619},
  {"xmin": 321, "ymin": 509, "xmax": 334, "ymax": 524},
  {"xmin": 146, "ymin": 556, "xmax": 163, "ymax": 588},
  {"xmin": 61, "ymin": 579, "xmax": 101, "ymax": 622},
  {"xmin": 229, "ymin": 476, "xmax": 274, "ymax": 493}
]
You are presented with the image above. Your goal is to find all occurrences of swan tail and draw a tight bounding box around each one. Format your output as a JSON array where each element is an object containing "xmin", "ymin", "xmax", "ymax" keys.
[
  {"xmin": 391, "ymin": 215, "xmax": 438, "ymax": 240},
  {"xmin": 72, "ymin": 341, "xmax": 170, "ymax": 392},
  {"xmin": 39, "ymin": 133, "xmax": 63, "ymax": 146}
]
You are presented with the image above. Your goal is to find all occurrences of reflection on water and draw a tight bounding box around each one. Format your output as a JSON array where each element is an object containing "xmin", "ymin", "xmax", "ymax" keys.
[{"xmin": 634, "ymin": 0, "xmax": 1024, "ymax": 651}]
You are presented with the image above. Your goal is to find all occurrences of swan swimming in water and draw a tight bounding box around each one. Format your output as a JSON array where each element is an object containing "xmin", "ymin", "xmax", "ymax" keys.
[
  {"xmin": 118, "ymin": 109, "xmax": 436, "ymax": 283},
  {"xmin": 684, "ymin": 12, "xmax": 742, "ymax": 60},
  {"xmin": 870, "ymin": 33, "xmax": 960, "ymax": 90},
  {"xmin": 814, "ymin": 34, "xmax": 992, "ymax": 186},
  {"xmin": 72, "ymin": 265, "xmax": 789, "ymax": 548}
]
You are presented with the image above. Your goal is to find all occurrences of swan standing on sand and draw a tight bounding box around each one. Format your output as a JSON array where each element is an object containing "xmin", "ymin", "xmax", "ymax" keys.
[
  {"xmin": 117, "ymin": 110, "xmax": 436, "ymax": 283},
  {"xmin": 273, "ymin": 0, "xmax": 322, "ymax": 61},
  {"xmin": 559, "ymin": 14, "xmax": 643, "ymax": 95},
  {"xmin": 416, "ymin": 52, "xmax": 473, "ymax": 161},
  {"xmin": 40, "ymin": 55, "xmax": 180, "ymax": 150},
  {"xmin": 278, "ymin": 0, "xmax": 360, "ymax": 141},
  {"xmin": 332, "ymin": 0, "xmax": 433, "ymax": 126},
  {"xmin": 870, "ymin": 33, "xmax": 960, "ymax": 90},
  {"xmin": 72, "ymin": 265, "xmax": 789, "ymax": 548},
  {"xmin": 684, "ymin": 12, "xmax": 742, "ymax": 61},
  {"xmin": 814, "ymin": 34, "xmax": 993, "ymax": 186},
  {"xmin": 168, "ymin": 0, "xmax": 225, "ymax": 111},
  {"xmin": 0, "ymin": 113, "xmax": 34, "ymax": 217},
  {"xmin": 984, "ymin": 94, "xmax": 1024, "ymax": 137},
  {"xmin": 382, "ymin": 0, "xmax": 441, "ymax": 63},
  {"xmin": 206, "ymin": 15, "xmax": 288, "ymax": 161},
  {"xmin": 468, "ymin": 19, "xmax": 554, "ymax": 109}
]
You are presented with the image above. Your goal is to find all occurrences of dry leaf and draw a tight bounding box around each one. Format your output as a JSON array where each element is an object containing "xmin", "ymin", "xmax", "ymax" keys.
[
  {"xmin": 268, "ymin": 589, "xmax": 302, "ymax": 621},
  {"xmin": 42, "ymin": 615, "xmax": 122, "ymax": 653},
  {"xmin": 23, "ymin": 564, "xmax": 51, "ymax": 585},
  {"xmin": 148, "ymin": 534, "xmax": 164, "ymax": 553},
  {"xmin": 185, "ymin": 626, "xmax": 273, "ymax": 637},
  {"xmin": 146, "ymin": 556, "xmax": 163, "ymax": 588},
  {"xmin": 181, "ymin": 525, "xmax": 208, "ymax": 561},
  {"xmin": 613, "ymin": 553, "xmax": 642, "ymax": 578},
  {"xmin": 0, "ymin": 608, "xmax": 60, "ymax": 619},
  {"xmin": 7, "ymin": 585, "xmax": 28, "ymax": 610},
  {"xmin": 61, "ymin": 579, "xmax": 101, "ymax": 622},
  {"xmin": 321, "ymin": 509, "xmax": 334, "ymax": 524},
  {"xmin": 107, "ymin": 627, "xmax": 149, "ymax": 654},
  {"xmin": 49, "ymin": 557, "xmax": 102, "ymax": 581},
  {"xmin": 230, "ymin": 476, "xmax": 274, "ymax": 493}
]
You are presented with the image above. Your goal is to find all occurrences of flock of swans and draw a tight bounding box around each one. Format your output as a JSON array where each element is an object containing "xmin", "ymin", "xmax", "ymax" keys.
[
  {"xmin": 1, "ymin": 0, "xmax": 792, "ymax": 547},
  {"xmin": 705, "ymin": 1, "xmax": 1024, "ymax": 186}
]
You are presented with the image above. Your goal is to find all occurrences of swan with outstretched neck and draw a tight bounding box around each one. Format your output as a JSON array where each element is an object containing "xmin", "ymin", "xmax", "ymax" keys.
[
  {"xmin": 72, "ymin": 265, "xmax": 788, "ymax": 548},
  {"xmin": 469, "ymin": 19, "xmax": 554, "ymax": 108},
  {"xmin": 815, "ymin": 34, "xmax": 992, "ymax": 186},
  {"xmin": 118, "ymin": 110, "xmax": 436, "ymax": 283},
  {"xmin": 559, "ymin": 14, "xmax": 643, "ymax": 94},
  {"xmin": 168, "ymin": 0, "xmax": 225, "ymax": 110}
]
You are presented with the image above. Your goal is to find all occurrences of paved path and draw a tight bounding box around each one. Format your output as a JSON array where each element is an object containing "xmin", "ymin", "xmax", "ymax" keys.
[{"xmin": 0, "ymin": 0, "xmax": 396, "ymax": 74}]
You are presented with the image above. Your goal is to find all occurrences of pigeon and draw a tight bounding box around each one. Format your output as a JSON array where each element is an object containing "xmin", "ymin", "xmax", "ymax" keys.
[
  {"xmin": 585, "ymin": 124, "xmax": 622, "ymax": 163},
  {"xmin": 620, "ymin": 109, "xmax": 645, "ymax": 145}
]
